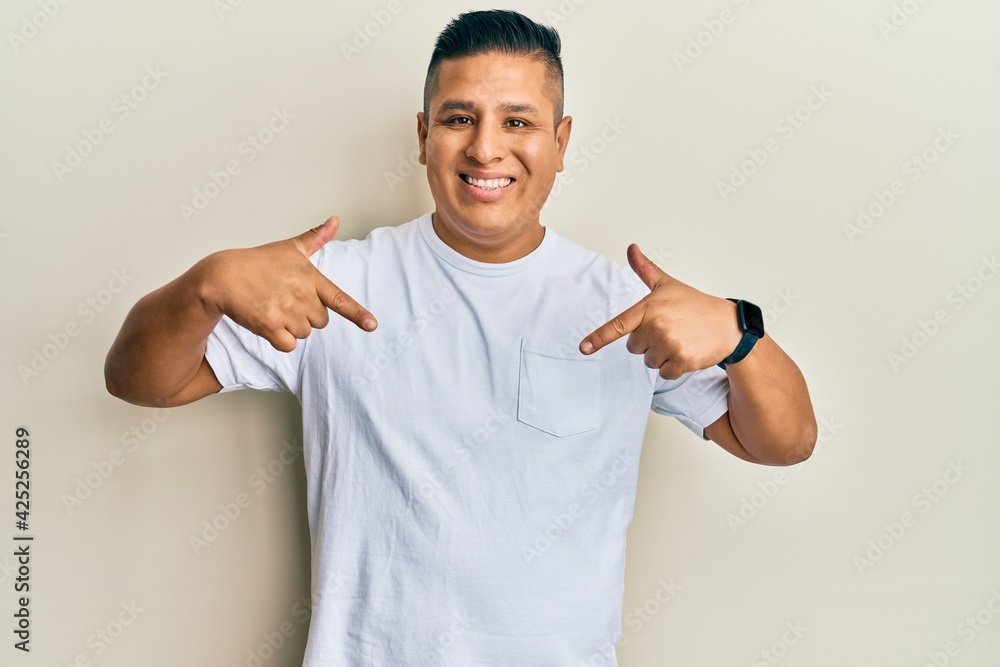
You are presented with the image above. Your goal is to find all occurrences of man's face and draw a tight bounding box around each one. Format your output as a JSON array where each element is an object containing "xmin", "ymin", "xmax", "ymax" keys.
[{"xmin": 417, "ymin": 52, "xmax": 572, "ymax": 260}]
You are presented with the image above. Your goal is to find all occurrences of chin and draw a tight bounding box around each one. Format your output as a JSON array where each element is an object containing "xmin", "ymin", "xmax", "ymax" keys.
[{"xmin": 453, "ymin": 207, "xmax": 520, "ymax": 236}]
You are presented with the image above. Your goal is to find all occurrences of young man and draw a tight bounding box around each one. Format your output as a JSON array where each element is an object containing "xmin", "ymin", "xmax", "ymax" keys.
[{"xmin": 105, "ymin": 10, "xmax": 817, "ymax": 666}]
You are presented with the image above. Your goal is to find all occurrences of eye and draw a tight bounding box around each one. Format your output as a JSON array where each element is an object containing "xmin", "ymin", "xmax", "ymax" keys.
[
  {"xmin": 445, "ymin": 116, "xmax": 472, "ymax": 125},
  {"xmin": 507, "ymin": 119, "xmax": 528, "ymax": 128}
]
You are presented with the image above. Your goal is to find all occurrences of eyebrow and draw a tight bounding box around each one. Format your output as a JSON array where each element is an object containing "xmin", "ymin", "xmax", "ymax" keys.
[{"xmin": 436, "ymin": 99, "xmax": 540, "ymax": 115}]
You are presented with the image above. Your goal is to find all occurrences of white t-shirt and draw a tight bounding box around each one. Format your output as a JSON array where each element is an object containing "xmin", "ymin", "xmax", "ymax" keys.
[{"xmin": 204, "ymin": 212, "xmax": 730, "ymax": 666}]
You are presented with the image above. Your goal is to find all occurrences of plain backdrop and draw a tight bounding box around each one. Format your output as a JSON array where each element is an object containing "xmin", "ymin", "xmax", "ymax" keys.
[{"xmin": 2, "ymin": 1, "xmax": 999, "ymax": 665}]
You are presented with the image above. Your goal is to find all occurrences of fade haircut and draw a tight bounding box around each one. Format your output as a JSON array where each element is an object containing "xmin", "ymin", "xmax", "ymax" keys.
[{"xmin": 423, "ymin": 9, "xmax": 564, "ymax": 130}]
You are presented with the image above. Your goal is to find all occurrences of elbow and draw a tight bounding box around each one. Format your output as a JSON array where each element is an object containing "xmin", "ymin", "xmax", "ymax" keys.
[
  {"xmin": 104, "ymin": 373, "xmax": 169, "ymax": 408},
  {"xmin": 783, "ymin": 441, "xmax": 814, "ymax": 466},
  {"xmin": 781, "ymin": 419, "xmax": 817, "ymax": 466},
  {"xmin": 104, "ymin": 353, "xmax": 122, "ymax": 399},
  {"xmin": 103, "ymin": 353, "xmax": 145, "ymax": 406},
  {"xmin": 751, "ymin": 421, "xmax": 816, "ymax": 467},
  {"xmin": 104, "ymin": 369, "xmax": 141, "ymax": 405},
  {"xmin": 104, "ymin": 355, "xmax": 189, "ymax": 409}
]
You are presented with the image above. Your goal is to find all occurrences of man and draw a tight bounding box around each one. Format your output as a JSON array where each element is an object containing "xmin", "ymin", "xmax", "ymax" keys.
[{"xmin": 105, "ymin": 9, "xmax": 816, "ymax": 666}]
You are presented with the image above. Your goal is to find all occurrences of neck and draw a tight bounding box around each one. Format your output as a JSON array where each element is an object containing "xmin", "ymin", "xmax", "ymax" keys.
[{"xmin": 431, "ymin": 212, "xmax": 545, "ymax": 263}]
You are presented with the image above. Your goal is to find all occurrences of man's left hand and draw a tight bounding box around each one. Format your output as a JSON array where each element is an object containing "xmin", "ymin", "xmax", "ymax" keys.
[{"xmin": 579, "ymin": 244, "xmax": 743, "ymax": 380}]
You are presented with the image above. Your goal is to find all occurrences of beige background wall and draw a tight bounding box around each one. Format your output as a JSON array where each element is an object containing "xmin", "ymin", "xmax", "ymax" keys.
[{"xmin": 2, "ymin": 0, "xmax": 998, "ymax": 665}]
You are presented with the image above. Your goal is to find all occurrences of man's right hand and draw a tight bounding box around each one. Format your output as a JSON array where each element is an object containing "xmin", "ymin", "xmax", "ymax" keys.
[
  {"xmin": 105, "ymin": 215, "xmax": 376, "ymax": 407},
  {"xmin": 200, "ymin": 215, "xmax": 378, "ymax": 353}
]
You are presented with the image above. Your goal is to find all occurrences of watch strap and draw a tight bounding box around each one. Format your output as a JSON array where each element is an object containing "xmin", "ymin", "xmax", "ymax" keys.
[{"xmin": 718, "ymin": 298, "xmax": 763, "ymax": 369}]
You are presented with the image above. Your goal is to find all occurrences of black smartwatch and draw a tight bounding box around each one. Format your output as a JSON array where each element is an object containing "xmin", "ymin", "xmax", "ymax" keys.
[{"xmin": 717, "ymin": 298, "xmax": 765, "ymax": 369}]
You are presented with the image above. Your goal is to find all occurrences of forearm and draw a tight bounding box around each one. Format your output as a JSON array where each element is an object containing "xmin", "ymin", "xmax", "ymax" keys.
[
  {"xmin": 104, "ymin": 257, "xmax": 221, "ymax": 407},
  {"xmin": 724, "ymin": 334, "xmax": 817, "ymax": 465}
]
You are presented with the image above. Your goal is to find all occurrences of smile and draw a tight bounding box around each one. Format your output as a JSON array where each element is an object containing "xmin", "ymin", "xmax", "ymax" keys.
[{"xmin": 459, "ymin": 174, "xmax": 515, "ymax": 190}]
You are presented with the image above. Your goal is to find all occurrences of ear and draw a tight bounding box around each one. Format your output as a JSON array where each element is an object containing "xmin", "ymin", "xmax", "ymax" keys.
[
  {"xmin": 417, "ymin": 111, "xmax": 428, "ymax": 166},
  {"xmin": 554, "ymin": 115, "xmax": 572, "ymax": 172}
]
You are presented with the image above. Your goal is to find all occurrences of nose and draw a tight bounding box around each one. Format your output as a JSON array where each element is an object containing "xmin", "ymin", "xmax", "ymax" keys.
[{"xmin": 465, "ymin": 118, "xmax": 506, "ymax": 164}]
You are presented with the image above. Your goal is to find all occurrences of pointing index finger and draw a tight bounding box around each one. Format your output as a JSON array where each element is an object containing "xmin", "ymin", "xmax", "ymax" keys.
[
  {"xmin": 315, "ymin": 274, "xmax": 378, "ymax": 332},
  {"xmin": 579, "ymin": 301, "xmax": 645, "ymax": 355}
]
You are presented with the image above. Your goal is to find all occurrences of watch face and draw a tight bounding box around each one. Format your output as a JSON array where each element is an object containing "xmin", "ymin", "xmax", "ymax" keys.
[{"xmin": 741, "ymin": 301, "xmax": 765, "ymax": 337}]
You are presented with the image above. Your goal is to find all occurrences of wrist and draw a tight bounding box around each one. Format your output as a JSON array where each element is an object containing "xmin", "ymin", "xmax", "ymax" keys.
[
  {"xmin": 721, "ymin": 297, "xmax": 743, "ymax": 356},
  {"xmin": 718, "ymin": 298, "xmax": 765, "ymax": 369}
]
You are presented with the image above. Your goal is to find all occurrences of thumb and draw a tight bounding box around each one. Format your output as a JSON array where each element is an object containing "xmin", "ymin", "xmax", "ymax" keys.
[
  {"xmin": 627, "ymin": 243, "xmax": 672, "ymax": 291},
  {"xmin": 294, "ymin": 216, "xmax": 340, "ymax": 257}
]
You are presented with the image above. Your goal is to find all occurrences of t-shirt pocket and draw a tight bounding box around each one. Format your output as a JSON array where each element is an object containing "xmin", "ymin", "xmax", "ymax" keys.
[{"xmin": 517, "ymin": 337, "xmax": 603, "ymax": 437}]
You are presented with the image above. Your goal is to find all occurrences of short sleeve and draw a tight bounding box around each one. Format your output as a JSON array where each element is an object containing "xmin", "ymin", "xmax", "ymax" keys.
[
  {"xmin": 204, "ymin": 314, "xmax": 302, "ymax": 395},
  {"xmin": 650, "ymin": 364, "xmax": 730, "ymax": 440}
]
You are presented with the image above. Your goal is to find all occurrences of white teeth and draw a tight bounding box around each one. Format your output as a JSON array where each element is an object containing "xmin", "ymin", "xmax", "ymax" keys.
[{"xmin": 462, "ymin": 175, "xmax": 512, "ymax": 189}]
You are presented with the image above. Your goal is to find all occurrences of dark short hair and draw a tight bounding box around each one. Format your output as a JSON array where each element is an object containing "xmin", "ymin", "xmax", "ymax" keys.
[{"xmin": 423, "ymin": 9, "xmax": 564, "ymax": 129}]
